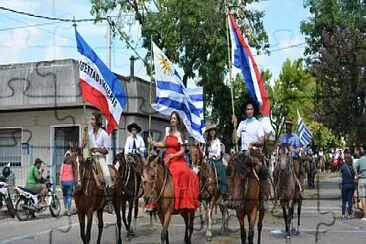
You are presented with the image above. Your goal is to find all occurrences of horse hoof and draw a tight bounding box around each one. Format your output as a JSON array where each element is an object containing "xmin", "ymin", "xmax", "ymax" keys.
[{"xmin": 206, "ymin": 236, "xmax": 212, "ymax": 242}]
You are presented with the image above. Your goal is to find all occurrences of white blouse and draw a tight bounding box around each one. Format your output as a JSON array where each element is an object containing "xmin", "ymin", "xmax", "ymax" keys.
[{"xmin": 207, "ymin": 138, "xmax": 222, "ymax": 160}]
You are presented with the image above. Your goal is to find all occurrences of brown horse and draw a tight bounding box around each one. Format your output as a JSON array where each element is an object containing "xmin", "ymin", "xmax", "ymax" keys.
[
  {"xmin": 275, "ymin": 144, "xmax": 302, "ymax": 240},
  {"xmin": 115, "ymin": 152, "xmax": 144, "ymax": 240},
  {"xmin": 227, "ymin": 152, "xmax": 265, "ymax": 244},
  {"xmin": 71, "ymin": 147, "xmax": 123, "ymax": 244},
  {"xmin": 190, "ymin": 144, "xmax": 227, "ymax": 241},
  {"xmin": 142, "ymin": 155, "xmax": 195, "ymax": 244}
]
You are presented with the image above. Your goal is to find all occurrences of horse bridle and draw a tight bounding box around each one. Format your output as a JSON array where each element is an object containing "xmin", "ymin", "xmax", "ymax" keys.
[{"xmin": 144, "ymin": 164, "xmax": 169, "ymax": 204}]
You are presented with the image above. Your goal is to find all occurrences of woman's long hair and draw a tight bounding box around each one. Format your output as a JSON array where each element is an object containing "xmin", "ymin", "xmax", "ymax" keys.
[{"xmin": 170, "ymin": 111, "xmax": 186, "ymax": 142}]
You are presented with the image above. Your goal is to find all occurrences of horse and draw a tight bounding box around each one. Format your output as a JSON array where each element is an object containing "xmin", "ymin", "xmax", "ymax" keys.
[
  {"xmin": 303, "ymin": 154, "xmax": 316, "ymax": 189},
  {"xmin": 227, "ymin": 152, "xmax": 265, "ymax": 244},
  {"xmin": 142, "ymin": 155, "xmax": 195, "ymax": 244},
  {"xmin": 317, "ymin": 155, "xmax": 326, "ymax": 173},
  {"xmin": 115, "ymin": 152, "xmax": 144, "ymax": 240},
  {"xmin": 70, "ymin": 147, "xmax": 123, "ymax": 244},
  {"xmin": 275, "ymin": 144, "xmax": 302, "ymax": 240},
  {"xmin": 190, "ymin": 144, "xmax": 227, "ymax": 241}
]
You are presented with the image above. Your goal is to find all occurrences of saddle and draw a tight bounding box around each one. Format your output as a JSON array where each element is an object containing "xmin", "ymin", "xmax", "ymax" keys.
[{"xmin": 92, "ymin": 159, "xmax": 117, "ymax": 190}]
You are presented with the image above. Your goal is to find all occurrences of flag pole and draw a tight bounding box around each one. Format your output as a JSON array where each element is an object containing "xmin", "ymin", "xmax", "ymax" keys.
[
  {"xmin": 147, "ymin": 36, "xmax": 154, "ymax": 157},
  {"xmin": 74, "ymin": 19, "xmax": 91, "ymax": 158},
  {"xmin": 225, "ymin": 10, "xmax": 238, "ymax": 153}
]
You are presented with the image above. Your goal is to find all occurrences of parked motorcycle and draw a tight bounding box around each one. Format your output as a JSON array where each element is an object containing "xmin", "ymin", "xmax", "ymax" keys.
[
  {"xmin": 0, "ymin": 163, "xmax": 15, "ymax": 218},
  {"xmin": 14, "ymin": 175, "xmax": 61, "ymax": 221}
]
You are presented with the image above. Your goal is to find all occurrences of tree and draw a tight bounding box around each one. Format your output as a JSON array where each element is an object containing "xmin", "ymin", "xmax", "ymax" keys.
[
  {"xmin": 90, "ymin": 0, "xmax": 269, "ymax": 148},
  {"xmin": 300, "ymin": 0, "xmax": 366, "ymax": 144},
  {"xmin": 268, "ymin": 58, "xmax": 315, "ymax": 140}
]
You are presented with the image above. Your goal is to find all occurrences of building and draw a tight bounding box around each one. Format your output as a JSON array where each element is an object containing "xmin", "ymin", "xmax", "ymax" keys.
[{"xmin": 0, "ymin": 59, "xmax": 169, "ymax": 186}]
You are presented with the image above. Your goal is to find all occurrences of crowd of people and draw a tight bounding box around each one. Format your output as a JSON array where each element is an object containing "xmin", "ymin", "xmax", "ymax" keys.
[{"xmin": 23, "ymin": 99, "xmax": 366, "ymax": 223}]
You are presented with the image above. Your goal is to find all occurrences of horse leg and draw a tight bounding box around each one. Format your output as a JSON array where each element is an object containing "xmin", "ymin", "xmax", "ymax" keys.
[
  {"xmin": 85, "ymin": 209, "xmax": 94, "ymax": 244},
  {"xmin": 220, "ymin": 204, "xmax": 226, "ymax": 235},
  {"xmin": 114, "ymin": 197, "xmax": 123, "ymax": 244},
  {"xmin": 96, "ymin": 209, "xmax": 104, "ymax": 244},
  {"xmin": 182, "ymin": 211, "xmax": 189, "ymax": 244},
  {"xmin": 77, "ymin": 211, "xmax": 86, "ymax": 244},
  {"xmin": 121, "ymin": 200, "xmax": 129, "ymax": 239},
  {"xmin": 189, "ymin": 210, "xmax": 195, "ymax": 242},
  {"xmin": 206, "ymin": 202, "xmax": 213, "ymax": 241},
  {"xmin": 127, "ymin": 198, "xmax": 134, "ymax": 237},
  {"xmin": 133, "ymin": 198, "xmax": 139, "ymax": 234},
  {"xmin": 257, "ymin": 209, "xmax": 265, "ymax": 244},
  {"xmin": 282, "ymin": 206, "xmax": 290, "ymax": 239},
  {"xmin": 247, "ymin": 207, "xmax": 258, "ymax": 244},
  {"xmin": 237, "ymin": 210, "xmax": 246, "ymax": 244},
  {"xmin": 297, "ymin": 201, "xmax": 302, "ymax": 234}
]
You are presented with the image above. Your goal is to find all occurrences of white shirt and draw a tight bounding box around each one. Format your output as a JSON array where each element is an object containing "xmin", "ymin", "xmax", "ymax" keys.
[
  {"xmin": 207, "ymin": 138, "xmax": 222, "ymax": 160},
  {"xmin": 124, "ymin": 134, "xmax": 146, "ymax": 155},
  {"xmin": 236, "ymin": 117, "xmax": 264, "ymax": 151},
  {"xmin": 88, "ymin": 128, "xmax": 110, "ymax": 156}
]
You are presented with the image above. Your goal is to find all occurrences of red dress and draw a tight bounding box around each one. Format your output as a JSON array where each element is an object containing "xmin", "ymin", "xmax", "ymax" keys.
[{"xmin": 164, "ymin": 135, "xmax": 199, "ymax": 210}]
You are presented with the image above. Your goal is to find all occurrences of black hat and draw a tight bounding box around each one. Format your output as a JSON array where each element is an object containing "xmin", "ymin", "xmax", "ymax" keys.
[
  {"xmin": 127, "ymin": 123, "xmax": 142, "ymax": 133},
  {"xmin": 34, "ymin": 158, "xmax": 43, "ymax": 165}
]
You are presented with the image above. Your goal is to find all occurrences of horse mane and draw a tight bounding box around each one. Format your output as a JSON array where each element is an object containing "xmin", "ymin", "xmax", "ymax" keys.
[{"xmin": 232, "ymin": 153, "xmax": 255, "ymax": 175}]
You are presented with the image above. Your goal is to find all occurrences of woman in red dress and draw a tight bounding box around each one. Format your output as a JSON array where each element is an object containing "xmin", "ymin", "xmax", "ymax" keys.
[{"xmin": 149, "ymin": 111, "xmax": 199, "ymax": 210}]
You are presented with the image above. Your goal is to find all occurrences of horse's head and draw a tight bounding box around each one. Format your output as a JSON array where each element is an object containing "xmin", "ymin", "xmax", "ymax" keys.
[
  {"xmin": 276, "ymin": 144, "xmax": 292, "ymax": 170},
  {"xmin": 114, "ymin": 152, "xmax": 126, "ymax": 175},
  {"xmin": 228, "ymin": 153, "xmax": 256, "ymax": 208},
  {"xmin": 142, "ymin": 155, "xmax": 164, "ymax": 204},
  {"xmin": 190, "ymin": 144, "xmax": 204, "ymax": 168},
  {"xmin": 68, "ymin": 146, "xmax": 93, "ymax": 189}
]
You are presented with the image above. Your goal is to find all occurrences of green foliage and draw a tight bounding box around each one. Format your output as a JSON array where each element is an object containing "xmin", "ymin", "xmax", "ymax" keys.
[
  {"xmin": 90, "ymin": 0, "xmax": 270, "ymax": 148},
  {"xmin": 268, "ymin": 58, "xmax": 315, "ymax": 140},
  {"xmin": 300, "ymin": 0, "xmax": 366, "ymax": 144}
]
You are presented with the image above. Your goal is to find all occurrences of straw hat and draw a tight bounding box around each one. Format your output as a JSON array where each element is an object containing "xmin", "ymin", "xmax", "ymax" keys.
[
  {"xmin": 284, "ymin": 118, "xmax": 294, "ymax": 125},
  {"xmin": 205, "ymin": 124, "xmax": 218, "ymax": 133}
]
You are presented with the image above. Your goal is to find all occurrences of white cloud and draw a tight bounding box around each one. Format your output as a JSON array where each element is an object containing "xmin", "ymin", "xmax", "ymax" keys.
[
  {"xmin": 44, "ymin": 35, "xmax": 70, "ymax": 61},
  {"xmin": 1, "ymin": 0, "xmax": 40, "ymax": 12},
  {"xmin": 0, "ymin": 27, "xmax": 41, "ymax": 64}
]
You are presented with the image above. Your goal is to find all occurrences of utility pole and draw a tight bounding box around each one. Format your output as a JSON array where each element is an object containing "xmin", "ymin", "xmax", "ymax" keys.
[
  {"xmin": 130, "ymin": 55, "xmax": 138, "ymax": 79},
  {"xmin": 106, "ymin": 18, "xmax": 117, "ymax": 160}
]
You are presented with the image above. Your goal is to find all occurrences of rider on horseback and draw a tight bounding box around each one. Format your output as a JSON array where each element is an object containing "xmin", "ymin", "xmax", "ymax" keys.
[
  {"xmin": 204, "ymin": 124, "xmax": 228, "ymax": 201},
  {"xmin": 124, "ymin": 123, "xmax": 146, "ymax": 157},
  {"xmin": 231, "ymin": 99, "xmax": 271, "ymax": 210},
  {"xmin": 275, "ymin": 118, "xmax": 304, "ymax": 198},
  {"xmin": 82, "ymin": 111, "xmax": 114, "ymax": 213}
]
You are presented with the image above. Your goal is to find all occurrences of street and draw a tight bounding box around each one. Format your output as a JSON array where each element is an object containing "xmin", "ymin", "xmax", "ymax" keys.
[{"xmin": 1, "ymin": 173, "xmax": 366, "ymax": 244}]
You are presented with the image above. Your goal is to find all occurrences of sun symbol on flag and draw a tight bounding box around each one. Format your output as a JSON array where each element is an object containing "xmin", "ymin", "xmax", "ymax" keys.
[{"xmin": 158, "ymin": 54, "xmax": 172, "ymax": 75}]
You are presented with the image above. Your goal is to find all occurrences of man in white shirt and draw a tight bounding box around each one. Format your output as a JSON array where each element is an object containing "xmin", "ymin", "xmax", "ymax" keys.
[
  {"xmin": 82, "ymin": 111, "xmax": 113, "ymax": 212},
  {"xmin": 124, "ymin": 123, "xmax": 146, "ymax": 156},
  {"xmin": 231, "ymin": 99, "xmax": 270, "ymax": 210}
]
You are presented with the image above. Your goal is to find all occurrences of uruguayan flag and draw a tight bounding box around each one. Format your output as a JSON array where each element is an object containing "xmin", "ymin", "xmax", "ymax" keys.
[
  {"xmin": 297, "ymin": 110, "xmax": 313, "ymax": 146},
  {"xmin": 186, "ymin": 86, "xmax": 205, "ymax": 135},
  {"xmin": 151, "ymin": 42, "xmax": 204, "ymax": 143}
]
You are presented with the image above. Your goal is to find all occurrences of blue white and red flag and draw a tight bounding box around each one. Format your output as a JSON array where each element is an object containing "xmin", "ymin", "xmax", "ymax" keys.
[
  {"xmin": 227, "ymin": 12, "xmax": 270, "ymax": 116},
  {"xmin": 75, "ymin": 30, "xmax": 127, "ymax": 134}
]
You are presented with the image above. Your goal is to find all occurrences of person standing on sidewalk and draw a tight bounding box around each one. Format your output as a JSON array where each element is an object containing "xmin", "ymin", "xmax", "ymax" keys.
[
  {"xmin": 59, "ymin": 151, "xmax": 75, "ymax": 216},
  {"xmin": 340, "ymin": 148, "xmax": 355, "ymax": 220},
  {"xmin": 355, "ymin": 144, "xmax": 366, "ymax": 221}
]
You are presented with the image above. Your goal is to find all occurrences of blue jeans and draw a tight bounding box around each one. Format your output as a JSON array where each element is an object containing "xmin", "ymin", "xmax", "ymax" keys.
[
  {"xmin": 341, "ymin": 187, "xmax": 354, "ymax": 215},
  {"xmin": 61, "ymin": 181, "xmax": 74, "ymax": 212}
]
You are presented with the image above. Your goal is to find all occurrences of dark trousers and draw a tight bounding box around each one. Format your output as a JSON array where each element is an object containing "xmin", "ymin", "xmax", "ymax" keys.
[{"xmin": 341, "ymin": 187, "xmax": 354, "ymax": 215}]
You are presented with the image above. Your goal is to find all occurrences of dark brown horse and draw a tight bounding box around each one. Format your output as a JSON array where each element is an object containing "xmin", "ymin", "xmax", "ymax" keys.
[
  {"xmin": 115, "ymin": 152, "xmax": 144, "ymax": 240},
  {"xmin": 142, "ymin": 155, "xmax": 195, "ymax": 244},
  {"xmin": 275, "ymin": 144, "xmax": 302, "ymax": 240},
  {"xmin": 190, "ymin": 144, "xmax": 227, "ymax": 241},
  {"xmin": 71, "ymin": 147, "xmax": 123, "ymax": 244},
  {"xmin": 227, "ymin": 152, "xmax": 265, "ymax": 244},
  {"xmin": 303, "ymin": 154, "xmax": 316, "ymax": 189}
]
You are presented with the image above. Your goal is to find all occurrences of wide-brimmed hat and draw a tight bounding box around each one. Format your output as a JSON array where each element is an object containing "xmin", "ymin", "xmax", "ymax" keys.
[
  {"xmin": 205, "ymin": 124, "xmax": 218, "ymax": 133},
  {"xmin": 284, "ymin": 118, "xmax": 294, "ymax": 125},
  {"xmin": 127, "ymin": 123, "xmax": 142, "ymax": 133}
]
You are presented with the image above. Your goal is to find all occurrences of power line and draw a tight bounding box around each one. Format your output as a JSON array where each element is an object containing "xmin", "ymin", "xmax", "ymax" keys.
[
  {"xmin": 0, "ymin": 21, "xmax": 62, "ymax": 32},
  {"xmin": 0, "ymin": 6, "xmax": 105, "ymax": 22}
]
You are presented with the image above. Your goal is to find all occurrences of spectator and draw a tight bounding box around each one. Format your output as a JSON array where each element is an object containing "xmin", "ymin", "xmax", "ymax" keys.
[
  {"xmin": 355, "ymin": 145, "xmax": 366, "ymax": 221},
  {"xmin": 59, "ymin": 151, "xmax": 75, "ymax": 216},
  {"xmin": 340, "ymin": 149, "xmax": 355, "ymax": 220}
]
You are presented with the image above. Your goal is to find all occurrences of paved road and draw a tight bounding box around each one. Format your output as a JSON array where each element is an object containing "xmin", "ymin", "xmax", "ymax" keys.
[{"xmin": 1, "ymin": 172, "xmax": 366, "ymax": 244}]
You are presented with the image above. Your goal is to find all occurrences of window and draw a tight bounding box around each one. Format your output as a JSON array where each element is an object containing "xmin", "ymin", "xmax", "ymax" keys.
[{"xmin": 0, "ymin": 128, "xmax": 22, "ymax": 167}]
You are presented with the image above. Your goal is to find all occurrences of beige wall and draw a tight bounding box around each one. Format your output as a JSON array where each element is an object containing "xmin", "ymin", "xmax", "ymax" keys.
[{"xmin": 0, "ymin": 109, "xmax": 169, "ymax": 186}]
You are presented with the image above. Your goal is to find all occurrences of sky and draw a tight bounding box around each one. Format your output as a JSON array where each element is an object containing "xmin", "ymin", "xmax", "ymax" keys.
[{"xmin": 0, "ymin": 0, "xmax": 310, "ymax": 85}]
